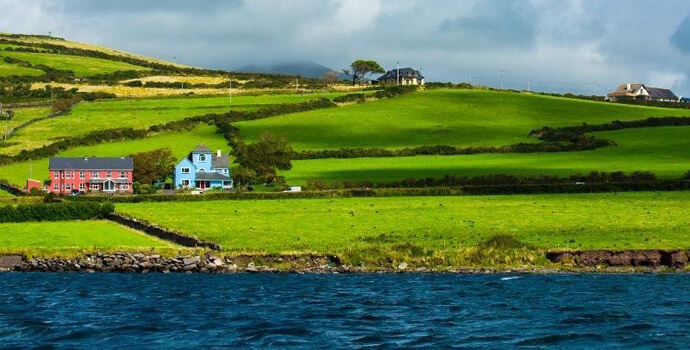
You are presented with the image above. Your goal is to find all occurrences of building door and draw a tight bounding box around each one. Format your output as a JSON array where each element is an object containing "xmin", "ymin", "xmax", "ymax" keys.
[{"xmin": 200, "ymin": 181, "xmax": 206, "ymax": 190}]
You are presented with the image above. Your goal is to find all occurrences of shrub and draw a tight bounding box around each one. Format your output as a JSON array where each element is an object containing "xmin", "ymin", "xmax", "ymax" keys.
[{"xmin": 0, "ymin": 202, "xmax": 114, "ymax": 223}]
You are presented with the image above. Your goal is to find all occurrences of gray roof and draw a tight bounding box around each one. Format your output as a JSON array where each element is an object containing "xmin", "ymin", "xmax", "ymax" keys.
[
  {"xmin": 192, "ymin": 144, "xmax": 212, "ymax": 153},
  {"xmin": 49, "ymin": 157, "xmax": 133, "ymax": 170},
  {"xmin": 646, "ymin": 87, "xmax": 678, "ymax": 100},
  {"xmin": 377, "ymin": 68, "xmax": 424, "ymax": 81},
  {"xmin": 195, "ymin": 171, "xmax": 231, "ymax": 181},
  {"xmin": 212, "ymin": 153, "xmax": 229, "ymax": 168}
]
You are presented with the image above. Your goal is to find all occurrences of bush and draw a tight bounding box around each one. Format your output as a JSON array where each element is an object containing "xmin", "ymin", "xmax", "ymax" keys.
[{"xmin": 0, "ymin": 202, "xmax": 114, "ymax": 223}]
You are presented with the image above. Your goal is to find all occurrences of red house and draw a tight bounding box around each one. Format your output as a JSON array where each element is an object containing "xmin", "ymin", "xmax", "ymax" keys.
[{"xmin": 48, "ymin": 157, "xmax": 134, "ymax": 194}]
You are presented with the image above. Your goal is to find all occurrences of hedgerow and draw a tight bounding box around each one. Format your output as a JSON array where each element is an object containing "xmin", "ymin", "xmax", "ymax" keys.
[{"xmin": 0, "ymin": 201, "xmax": 114, "ymax": 222}]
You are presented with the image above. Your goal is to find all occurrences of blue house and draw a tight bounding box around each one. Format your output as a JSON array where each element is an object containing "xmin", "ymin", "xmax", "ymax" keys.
[{"xmin": 173, "ymin": 145, "xmax": 233, "ymax": 190}]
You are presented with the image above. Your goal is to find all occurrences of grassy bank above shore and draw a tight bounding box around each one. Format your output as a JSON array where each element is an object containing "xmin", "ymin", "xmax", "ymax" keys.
[
  {"xmin": 116, "ymin": 192, "xmax": 690, "ymax": 265},
  {"xmin": 0, "ymin": 221, "xmax": 179, "ymax": 254}
]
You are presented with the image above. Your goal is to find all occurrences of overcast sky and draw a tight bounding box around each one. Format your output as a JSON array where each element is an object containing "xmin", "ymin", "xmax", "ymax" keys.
[{"xmin": 3, "ymin": 0, "xmax": 690, "ymax": 96}]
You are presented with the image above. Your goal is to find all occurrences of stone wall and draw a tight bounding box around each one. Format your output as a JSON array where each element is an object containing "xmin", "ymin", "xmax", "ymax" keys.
[
  {"xmin": 0, "ymin": 180, "xmax": 29, "ymax": 196},
  {"xmin": 107, "ymin": 213, "xmax": 221, "ymax": 250}
]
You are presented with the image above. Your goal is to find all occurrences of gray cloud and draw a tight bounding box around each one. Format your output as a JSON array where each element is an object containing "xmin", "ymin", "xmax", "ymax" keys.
[
  {"xmin": 2, "ymin": 0, "xmax": 690, "ymax": 96},
  {"xmin": 671, "ymin": 15, "xmax": 690, "ymax": 53},
  {"xmin": 439, "ymin": 0, "xmax": 538, "ymax": 49}
]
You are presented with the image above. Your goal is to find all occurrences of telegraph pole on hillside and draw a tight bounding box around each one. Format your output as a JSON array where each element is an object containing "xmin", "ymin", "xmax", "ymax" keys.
[
  {"xmin": 1, "ymin": 102, "xmax": 6, "ymax": 142},
  {"xmin": 228, "ymin": 77, "xmax": 232, "ymax": 105},
  {"xmin": 397, "ymin": 62, "xmax": 400, "ymax": 86},
  {"xmin": 499, "ymin": 70, "xmax": 506, "ymax": 90},
  {"xmin": 527, "ymin": 79, "xmax": 531, "ymax": 92}
]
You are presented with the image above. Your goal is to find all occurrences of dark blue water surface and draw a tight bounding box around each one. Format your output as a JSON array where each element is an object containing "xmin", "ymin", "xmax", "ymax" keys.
[{"xmin": 1, "ymin": 274, "xmax": 689, "ymax": 348}]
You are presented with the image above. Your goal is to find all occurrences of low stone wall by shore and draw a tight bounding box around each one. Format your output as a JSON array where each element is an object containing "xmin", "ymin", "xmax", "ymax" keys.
[
  {"xmin": 7, "ymin": 253, "xmax": 352, "ymax": 274},
  {"xmin": 547, "ymin": 250, "xmax": 689, "ymax": 268},
  {"xmin": 107, "ymin": 213, "xmax": 221, "ymax": 250}
]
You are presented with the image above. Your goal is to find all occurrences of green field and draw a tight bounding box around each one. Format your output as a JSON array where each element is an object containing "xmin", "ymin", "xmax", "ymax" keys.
[
  {"xmin": 0, "ymin": 50, "xmax": 149, "ymax": 76},
  {"xmin": 0, "ymin": 221, "xmax": 176, "ymax": 249},
  {"xmin": 0, "ymin": 59, "xmax": 45, "ymax": 77},
  {"xmin": 0, "ymin": 124, "xmax": 229, "ymax": 186},
  {"xmin": 0, "ymin": 188, "xmax": 12, "ymax": 197},
  {"xmin": 1, "ymin": 93, "xmax": 348, "ymax": 154},
  {"xmin": 5, "ymin": 105, "xmax": 52, "ymax": 129},
  {"xmin": 283, "ymin": 126, "xmax": 690, "ymax": 184},
  {"xmin": 236, "ymin": 89, "xmax": 690, "ymax": 151},
  {"xmin": 116, "ymin": 192, "xmax": 690, "ymax": 259}
]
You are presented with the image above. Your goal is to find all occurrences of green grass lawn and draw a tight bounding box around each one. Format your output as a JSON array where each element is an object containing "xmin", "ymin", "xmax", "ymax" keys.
[
  {"xmin": 1, "ymin": 93, "xmax": 349, "ymax": 154},
  {"xmin": 0, "ymin": 124, "xmax": 229, "ymax": 186},
  {"xmin": 282, "ymin": 126, "xmax": 690, "ymax": 184},
  {"xmin": 116, "ymin": 192, "xmax": 690, "ymax": 258},
  {"xmin": 236, "ymin": 89, "xmax": 690, "ymax": 151},
  {"xmin": 0, "ymin": 188, "xmax": 13, "ymax": 197},
  {"xmin": 0, "ymin": 50, "xmax": 149, "ymax": 76},
  {"xmin": 0, "ymin": 59, "xmax": 45, "ymax": 77},
  {"xmin": 0, "ymin": 220, "xmax": 176, "ymax": 249}
]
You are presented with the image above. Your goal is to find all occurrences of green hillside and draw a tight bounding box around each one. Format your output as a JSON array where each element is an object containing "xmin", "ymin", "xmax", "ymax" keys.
[
  {"xmin": 0, "ymin": 50, "xmax": 150, "ymax": 76},
  {"xmin": 1, "ymin": 93, "xmax": 343, "ymax": 155},
  {"xmin": 283, "ymin": 125, "xmax": 690, "ymax": 184},
  {"xmin": 236, "ymin": 89, "xmax": 690, "ymax": 151},
  {"xmin": 0, "ymin": 59, "xmax": 45, "ymax": 77}
]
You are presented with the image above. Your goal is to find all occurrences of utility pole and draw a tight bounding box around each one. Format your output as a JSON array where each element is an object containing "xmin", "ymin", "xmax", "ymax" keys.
[
  {"xmin": 499, "ymin": 70, "xmax": 506, "ymax": 90},
  {"xmin": 470, "ymin": 74, "xmax": 473, "ymax": 86},
  {"xmin": 173, "ymin": 56, "xmax": 177, "ymax": 65},
  {"xmin": 397, "ymin": 62, "xmax": 400, "ymax": 86},
  {"xmin": 228, "ymin": 77, "xmax": 232, "ymax": 105},
  {"xmin": 527, "ymin": 79, "xmax": 531, "ymax": 92},
  {"xmin": 1, "ymin": 102, "xmax": 6, "ymax": 142}
]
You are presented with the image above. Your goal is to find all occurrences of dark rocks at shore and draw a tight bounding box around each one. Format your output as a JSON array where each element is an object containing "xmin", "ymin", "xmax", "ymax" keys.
[
  {"xmin": 547, "ymin": 250, "xmax": 690, "ymax": 268},
  {"xmin": 8, "ymin": 253, "xmax": 360, "ymax": 274}
]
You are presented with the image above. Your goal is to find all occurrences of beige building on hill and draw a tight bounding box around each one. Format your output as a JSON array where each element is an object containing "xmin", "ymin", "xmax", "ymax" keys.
[{"xmin": 607, "ymin": 83, "xmax": 678, "ymax": 102}]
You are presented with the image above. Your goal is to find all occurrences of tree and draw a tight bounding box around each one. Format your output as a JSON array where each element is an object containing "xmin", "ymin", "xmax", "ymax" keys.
[
  {"xmin": 239, "ymin": 132, "xmax": 294, "ymax": 175},
  {"xmin": 130, "ymin": 147, "xmax": 177, "ymax": 185},
  {"xmin": 230, "ymin": 165, "xmax": 257, "ymax": 187},
  {"xmin": 342, "ymin": 60, "xmax": 385, "ymax": 86},
  {"xmin": 321, "ymin": 70, "xmax": 340, "ymax": 85}
]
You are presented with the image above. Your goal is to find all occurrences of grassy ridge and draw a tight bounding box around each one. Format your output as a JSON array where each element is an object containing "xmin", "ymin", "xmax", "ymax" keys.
[
  {"xmin": 0, "ymin": 124, "xmax": 229, "ymax": 186},
  {"xmin": 236, "ymin": 89, "xmax": 690, "ymax": 151},
  {"xmin": 0, "ymin": 50, "xmax": 150, "ymax": 76},
  {"xmin": 282, "ymin": 126, "xmax": 690, "ymax": 184},
  {"xmin": 0, "ymin": 220, "xmax": 176, "ymax": 249},
  {"xmin": 116, "ymin": 192, "xmax": 690, "ymax": 257}
]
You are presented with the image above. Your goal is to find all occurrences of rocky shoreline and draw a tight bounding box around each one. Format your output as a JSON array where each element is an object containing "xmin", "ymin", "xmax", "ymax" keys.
[{"xmin": 1, "ymin": 250, "xmax": 689, "ymax": 274}]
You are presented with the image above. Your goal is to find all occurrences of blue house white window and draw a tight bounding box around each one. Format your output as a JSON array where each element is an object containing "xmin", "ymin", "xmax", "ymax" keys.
[
  {"xmin": 181, "ymin": 167, "xmax": 190, "ymax": 174},
  {"xmin": 199, "ymin": 154, "xmax": 206, "ymax": 162}
]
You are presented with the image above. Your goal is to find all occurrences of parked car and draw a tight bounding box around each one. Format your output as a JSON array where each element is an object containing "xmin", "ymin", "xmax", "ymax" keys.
[
  {"xmin": 190, "ymin": 190, "xmax": 205, "ymax": 195},
  {"xmin": 282, "ymin": 186, "xmax": 302, "ymax": 193}
]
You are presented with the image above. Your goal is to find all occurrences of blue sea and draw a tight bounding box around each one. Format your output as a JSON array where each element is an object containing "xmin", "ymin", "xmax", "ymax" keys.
[{"xmin": 0, "ymin": 273, "xmax": 689, "ymax": 348}]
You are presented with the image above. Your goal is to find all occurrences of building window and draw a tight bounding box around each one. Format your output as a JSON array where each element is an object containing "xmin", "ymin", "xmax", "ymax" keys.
[
  {"xmin": 199, "ymin": 154, "xmax": 206, "ymax": 162},
  {"xmin": 79, "ymin": 171, "xmax": 85, "ymax": 179},
  {"xmin": 122, "ymin": 184, "xmax": 129, "ymax": 190},
  {"xmin": 53, "ymin": 184, "xmax": 59, "ymax": 191},
  {"xmin": 65, "ymin": 184, "xmax": 71, "ymax": 190},
  {"xmin": 106, "ymin": 172, "xmax": 111, "ymax": 178},
  {"xmin": 54, "ymin": 171, "xmax": 59, "ymax": 178},
  {"xmin": 79, "ymin": 184, "xmax": 85, "ymax": 192},
  {"xmin": 119, "ymin": 171, "xmax": 126, "ymax": 178},
  {"xmin": 181, "ymin": 180, "xmax": 190, "ymax": 187},
  {"xmin": 92, "ymin": 171, "xmax": 99, "ymax": 178},
  {"xmin": 181, "ymin": 167, "xmax": 190, "ymax": 174},
  {"xmin": 91, "ymin": 184, "xmax": 99, "ymax": 190}
]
